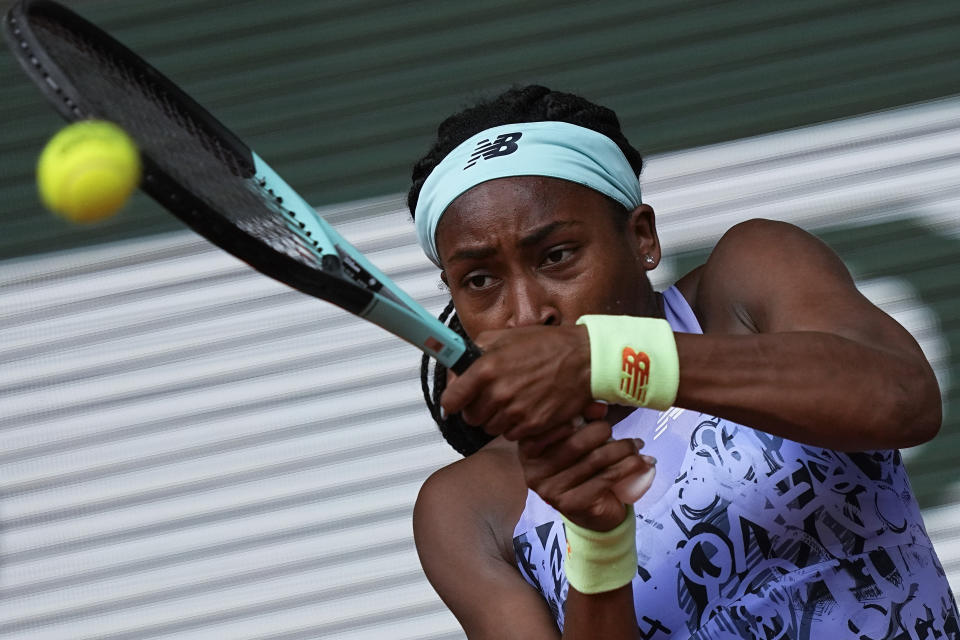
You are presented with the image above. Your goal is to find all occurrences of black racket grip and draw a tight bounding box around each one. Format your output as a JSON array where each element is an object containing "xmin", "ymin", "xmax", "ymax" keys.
[{"xmin": 448, "ymin": 340, "xmax": 482, "ymax": 375}]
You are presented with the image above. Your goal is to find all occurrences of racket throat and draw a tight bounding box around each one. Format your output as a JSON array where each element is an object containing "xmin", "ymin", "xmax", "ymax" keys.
[{"xmin": 336, "ymin": 251, "xmax": 383, "ymax": 294}]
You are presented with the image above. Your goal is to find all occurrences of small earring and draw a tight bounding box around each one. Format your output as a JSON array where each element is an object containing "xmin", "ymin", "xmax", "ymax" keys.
[{"xmin": 644, "ymin": 255, "xmax": 656, "ymax": 264}]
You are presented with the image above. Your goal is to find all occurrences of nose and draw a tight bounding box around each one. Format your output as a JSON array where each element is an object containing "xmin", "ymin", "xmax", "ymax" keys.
[{"xmin": 505, "ymin": 276, "xmax": 558, "ymax": 328}]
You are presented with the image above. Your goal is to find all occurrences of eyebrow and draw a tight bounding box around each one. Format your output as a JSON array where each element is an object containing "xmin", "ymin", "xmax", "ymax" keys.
[
  {"xmin": 518, "ymin": 220, "xmax": 579, "ymax": 248},
  {"xmin": 445, "ymin": 220, "xmax": 580, "ymax": 264}
]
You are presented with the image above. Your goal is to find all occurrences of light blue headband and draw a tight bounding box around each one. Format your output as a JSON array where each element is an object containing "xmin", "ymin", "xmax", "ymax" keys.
[{"xmin": 414, "ymin": 121, "xmax": 643, "ymax": 266}]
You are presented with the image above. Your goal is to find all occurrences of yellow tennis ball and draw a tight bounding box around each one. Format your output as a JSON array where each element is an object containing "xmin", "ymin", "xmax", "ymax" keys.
[{"xmin": 37, "ymin": 120, "xmax": 141, "ymax": 223}]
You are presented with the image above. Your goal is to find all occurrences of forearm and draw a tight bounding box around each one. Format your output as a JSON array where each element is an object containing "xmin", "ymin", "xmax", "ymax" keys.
[
  {"xmin": 674, "ymin": 331, "xmax": 941, "ymax": 450},
  {"xmin": 562, "ymin": 585, "xmax": 639, "ymax": 640}
]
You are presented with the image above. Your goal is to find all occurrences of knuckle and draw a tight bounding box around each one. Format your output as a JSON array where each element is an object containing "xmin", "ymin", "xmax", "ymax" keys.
[
  {"xmin": 491, "ymin": 386, "xmax": 515, "ymax": 408},
  {"xmin": 524, "ymin": 412, "xmax": 548, "ymax": 434},
  {"xmin": 472, "ymin": 353, "xmax": 496, "ymax": 373},
  {"xmin": 503, "ymin": 403, "xmax": 524, "ymax": 422},
  {"xmin": 473, "ymin": 364, "xmax": 494, "ymax": 384}
]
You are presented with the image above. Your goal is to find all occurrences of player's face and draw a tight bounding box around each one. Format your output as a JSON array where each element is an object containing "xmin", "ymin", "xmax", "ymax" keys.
[{"xmin": 435, "ymin": 176, "xmax": 661, "ymax": 339}]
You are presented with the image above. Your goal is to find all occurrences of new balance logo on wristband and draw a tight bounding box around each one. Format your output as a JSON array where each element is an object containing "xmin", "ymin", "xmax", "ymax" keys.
[
  {"xmin": 464, "ymin": 132, "xmax": 522, "ymax": 169},
  {"xmin": 620, "ymin": 347, "xmax": 651, "ymax": 404}
]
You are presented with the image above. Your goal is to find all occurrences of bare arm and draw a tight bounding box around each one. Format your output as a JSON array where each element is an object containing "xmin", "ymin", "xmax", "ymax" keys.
[
  {"xmin": 414, "ymin": 459, "xmax": 561, "ymax": 640},
  {"xmin": 414, "ymin": 443, "xmax": 646, "ymax": 640},
  {"xmin": 678, "ymin": 218, "xmax": 941, "ymax": 450},
  {"xmin": 442, "ymin": 219, "xmax": 941, "ymax": 451}
]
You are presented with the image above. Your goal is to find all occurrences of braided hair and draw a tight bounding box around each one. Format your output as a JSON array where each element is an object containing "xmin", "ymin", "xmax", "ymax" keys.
[{"xmin": 409, "ymin": 85, "xmax": 644, "ymax": 457}]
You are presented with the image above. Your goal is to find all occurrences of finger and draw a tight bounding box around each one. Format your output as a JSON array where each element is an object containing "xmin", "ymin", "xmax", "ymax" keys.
[
  {"xmin": 515, "ymin": 407, "xmax": 609, "ymax": 457},
  {"xmin": 459, "ymin": 384, "xmax": 499, "ymax": 429},
  {"xmin": 556, "ymin": 454, "xmax": 654, "ymax": 521},
  {"xmin": 518, "ymin": 422, "xmax": 578, "ymax": 459},
  {"xmin": 501, "ymin": 397, "xmax": 589, "ymax": 442},
  {"xmin": 474, "ymin": 405, "xmax": 513, "ymax": 435},
  {"xmin": 461, "ymin": 379, "xmax": 525, "ymax": 434},
  {"xmin": 521, "ymin": 420, "xmax": 613, "ymax": 472},
  {"xmin": 487, "ymin": 386, "xmax": 573, "ymax": 440},
  {"xmin": 439, "ymin": 380, "xmax": 472, "ymax": 417},
  {"xmin": 611, "ymin": 463, "xmax": 657, "ymax": 504},
  {"xmin": 440, "ymin": 358, "xmax": 493, "ymax": 415},
  {"xmin": 535, "ymin": 438, "xmax": 642, "ymax": 497}
]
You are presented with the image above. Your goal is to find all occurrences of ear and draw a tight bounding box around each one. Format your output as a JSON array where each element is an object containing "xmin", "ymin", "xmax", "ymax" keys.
[
  {"xmin": 627, "ymin": 204, "xmax": 661, "ymax": 271},
  {"xmin": 440, "ymin": 271, "xmax": 449, "ymax": 286}
]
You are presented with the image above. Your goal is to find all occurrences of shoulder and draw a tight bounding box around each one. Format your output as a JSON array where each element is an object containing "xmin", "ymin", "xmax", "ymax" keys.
[
  {"xmin": 707, "ymin": 218, "xmax": 844, "ymax": 265},
  {"xmin": 414, "ymin": 440, "xmax": 561, "ymax": 637},
  {"xmin": 414, "ymin": 438, "xmax": 527, "ymax": 565},
  {"xmin": 676, "ymin": 218, "xmax": 855, "ymax": 333}
]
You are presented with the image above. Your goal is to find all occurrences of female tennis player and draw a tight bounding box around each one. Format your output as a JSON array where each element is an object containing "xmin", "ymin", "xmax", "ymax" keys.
[{"xmin": 409, "ymin": 85, "xmax": 958, "ymax": 639}]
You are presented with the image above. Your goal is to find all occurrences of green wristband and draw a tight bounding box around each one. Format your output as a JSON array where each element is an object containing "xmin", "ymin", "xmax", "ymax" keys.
[
  {"xmin": 561, "ymin": 505, "xmax": 638, "ymax": 594},
  {"xmin": 576, "ymin": 315, "xmax": 679, "ymax": 409}
]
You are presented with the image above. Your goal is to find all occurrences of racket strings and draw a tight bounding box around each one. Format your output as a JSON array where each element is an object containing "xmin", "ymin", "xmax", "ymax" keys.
[
  {"xmin": 27, "ymin": 8, "xmax": 328, "ymax": 272},
  {"xmin": 34, "ymin": 14, "xmax": 250, "ymax": 179},
  {"xmin": 6, "ymin": 14, "xmax": 83, "ymax": 119}
]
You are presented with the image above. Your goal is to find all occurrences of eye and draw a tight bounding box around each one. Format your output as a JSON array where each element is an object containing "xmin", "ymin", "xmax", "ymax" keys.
[
  {"xmin": 542, "ymin": 246, "xmax": 575, "ymax": 266},
  {"xmin": 463, "ymin": 273, "xmax": 495, "ymax": 290}
]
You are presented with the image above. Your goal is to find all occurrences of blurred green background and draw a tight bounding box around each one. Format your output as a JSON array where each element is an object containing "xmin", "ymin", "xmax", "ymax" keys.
[{"xmin": 3, "ymin": 0, "xmax": 959, "ymax": 258}]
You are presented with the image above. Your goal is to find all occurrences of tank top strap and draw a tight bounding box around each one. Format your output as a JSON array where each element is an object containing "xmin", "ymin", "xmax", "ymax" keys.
[{"xmin": 661, "ymin": 285, "xmax": 702, "ymax": 335}]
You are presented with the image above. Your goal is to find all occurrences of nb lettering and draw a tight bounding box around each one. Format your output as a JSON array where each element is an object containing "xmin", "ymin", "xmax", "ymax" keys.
[
  {"xmin": 620, "ymin": 347, "xmax": 651, "ymax": 404},
  {"xmin": 464, "ymin": 132, "xmax": 523, "ymax": 169}
]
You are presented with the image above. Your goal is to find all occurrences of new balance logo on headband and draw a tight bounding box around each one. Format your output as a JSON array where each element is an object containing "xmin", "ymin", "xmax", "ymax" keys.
[{"xmin": 464, "ymin": 132, "xmax": 523, "ymax": 169}]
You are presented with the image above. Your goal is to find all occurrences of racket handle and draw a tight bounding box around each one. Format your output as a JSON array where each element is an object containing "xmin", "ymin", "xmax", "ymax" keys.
[{"xmin": 448, "ymin": 340, "xmax": 482, "ymax": 375}]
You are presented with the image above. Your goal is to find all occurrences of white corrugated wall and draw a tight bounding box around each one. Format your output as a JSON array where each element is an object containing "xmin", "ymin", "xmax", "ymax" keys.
[{"xmin": 2, "ymin": 96, "xmax": 959, "ymax": 639}]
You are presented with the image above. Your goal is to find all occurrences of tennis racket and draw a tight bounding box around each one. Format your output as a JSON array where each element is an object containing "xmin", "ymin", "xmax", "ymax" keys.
[{"xmin": 3, "ymin": 0, "xmax": 479, "ymax": 374}]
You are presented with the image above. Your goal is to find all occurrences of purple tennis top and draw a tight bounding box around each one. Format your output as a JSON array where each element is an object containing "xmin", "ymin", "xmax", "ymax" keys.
[{"xmin": 512, "ymin": 286, "xmax": 959, "ymax": 638}]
